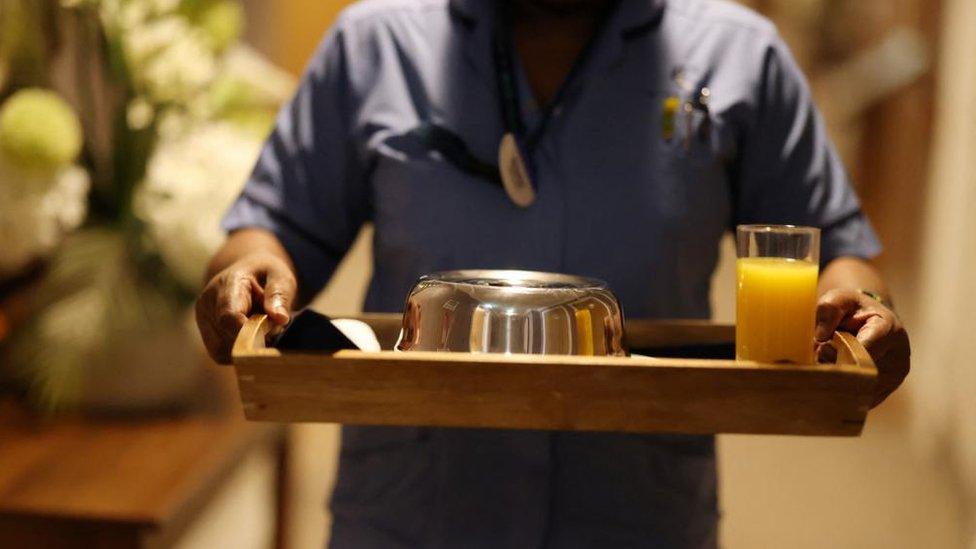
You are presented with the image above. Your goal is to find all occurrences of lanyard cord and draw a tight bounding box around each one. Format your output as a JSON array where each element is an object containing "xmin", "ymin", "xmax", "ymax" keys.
[
  {"xmin": 492, "ymin": 0, "xmax": 619, "ymax": 154},
  {"xmin": 493, "ymin": 1, "xmax": 524, "ymax": 137},
  {"xmin": 410, "ymin": 1, "xmax": 620, "ymax": 188},
  {"xmin": 410, "ymin": 123, "xmax": 502, "ymax": 184}
]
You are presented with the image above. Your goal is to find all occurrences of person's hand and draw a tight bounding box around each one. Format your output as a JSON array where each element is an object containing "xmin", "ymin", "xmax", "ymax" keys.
[
  {"xmin": 195, "ymin": 252, "xmax": 297, "ymax": 364},
  {"xmin": 815, "ymin": 289, "xmax": 910, "ymax": 408}
]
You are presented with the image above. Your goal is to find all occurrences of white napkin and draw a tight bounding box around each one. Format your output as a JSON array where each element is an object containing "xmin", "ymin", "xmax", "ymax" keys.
[{"xmin": 331, "ymin": 318, "xmax": 382, "ymax": 352}]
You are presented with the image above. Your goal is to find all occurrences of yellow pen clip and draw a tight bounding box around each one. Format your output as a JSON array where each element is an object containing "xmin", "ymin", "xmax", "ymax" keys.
[{"xmin": 662, "ymin": 96, "xmax": 679, "ymax": 142}]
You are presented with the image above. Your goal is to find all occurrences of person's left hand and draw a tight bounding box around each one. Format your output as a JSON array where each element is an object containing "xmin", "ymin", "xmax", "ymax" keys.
[{"xmin": 815, "ymin": 289, "xmax": 911, "ymax": 408}]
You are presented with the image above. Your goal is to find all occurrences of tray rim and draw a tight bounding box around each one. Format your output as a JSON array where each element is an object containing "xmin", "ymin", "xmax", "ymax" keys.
[{"xmin": 232, "ymin": 314, "xmax": 877, "ymax": 379}]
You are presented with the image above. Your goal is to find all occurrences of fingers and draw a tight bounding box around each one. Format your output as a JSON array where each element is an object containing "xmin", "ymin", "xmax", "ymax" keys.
[
  {"xmin": 195, "ymin": 255, "xmax": 300, "ymax": 364},
  {"xmin": 855, "ymin": 312, "xmax": 895, "ymax": 361},
  {"xmin": 262, "ymin": 262, "xmax": 297, "ymax": 326},
  {"xmin": 872, "ymin": 330, "xmax": 911, "ymax": 407},
  {"xmin": 219, "ymin": 275, "xmax": 255, "ymax": 335},
  {"xmin": 816, "ymin": 289, "xmax": 910, "ymax": 408},
  {"xmin": 197, "ymin": 273, "xmax": 254, "ymax": 364},
  {"xmin": 815, "ymin": 289, "xmax": 862, "ymax": 342},
  {"xmin": 816, "ymin": 287, "xmax": 897, "ymax": 364},
  {"xmin": 196, "ymin": 291, "xmax": 231, "ymax": 365},
  {"xmin": 816, "ymin": 341, "xmax": 837, "ymax": 363}
]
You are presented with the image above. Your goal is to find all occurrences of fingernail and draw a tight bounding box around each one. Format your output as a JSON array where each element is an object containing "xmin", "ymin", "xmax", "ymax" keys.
[
  {"xmin": 817, "ymin": 342, "xmax": 837, "ymax": 363},
  {"xmin": 271, "ymin": 295, "xmax": 284, "ymax": 311}
]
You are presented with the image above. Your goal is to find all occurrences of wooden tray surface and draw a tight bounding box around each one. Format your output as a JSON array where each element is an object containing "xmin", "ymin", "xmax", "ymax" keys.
[{"xmin": 232, "ymin": 314, "xmax": 876, "ymax": 436}]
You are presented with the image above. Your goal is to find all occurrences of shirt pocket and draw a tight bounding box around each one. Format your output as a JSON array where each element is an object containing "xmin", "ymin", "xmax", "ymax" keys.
[
  {"xmin": 650, "ymin": 89, "xmax": 721, "ymax": 169},
  {"xmin": 641, "ymin": 84, "xmax": 733, "ymax": 234}
]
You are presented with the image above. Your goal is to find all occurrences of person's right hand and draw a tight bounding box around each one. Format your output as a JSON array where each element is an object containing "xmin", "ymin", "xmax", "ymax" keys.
[{"xmin": 195, "ymin": 252, "xmax": 297, "ymax": 364}]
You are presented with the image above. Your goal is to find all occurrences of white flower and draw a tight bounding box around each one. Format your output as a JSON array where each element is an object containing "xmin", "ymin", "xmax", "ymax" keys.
[
  {"xmin": 44, "ymin": 166, "xmax": 90, "ymax": 231},
  {"xmin": 0, "ymin": 158, "xmax": 90, "ymax": 277},
  {"xmin": 61, "ymin": 0, "xmax": 100, "ymax": 9},
  {"xmin": 206, "ymin": 45, "xmax": 296, "ymax": 134},
  {"xmin": 134, "ymin": 121, "xmax": 261, "ymax": 289},
  {"xmin": 122, "ymin": 16, "xmax": 217, "ymax": 105},
  {"xmin": 126, "ymin": 96, "xmax": 155, "ymax": 130},
  {"xmin": 153, "ymin": 0, "xmax": 180, "ymax": 13},
  {"xmin": 219, "ymin": 44, "xmax": 296, "ymax": 107}
]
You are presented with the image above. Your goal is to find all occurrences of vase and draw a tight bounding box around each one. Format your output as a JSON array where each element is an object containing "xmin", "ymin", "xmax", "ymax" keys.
[{"xmin": 4, "ymin": 230, "xmax": 207, "ymax": 415}]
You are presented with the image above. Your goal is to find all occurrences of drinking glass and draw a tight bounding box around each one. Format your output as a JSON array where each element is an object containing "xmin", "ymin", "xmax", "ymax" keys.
[{"xmin": 736, "ymin": 225, "xmax": 821, "ymax": 364}]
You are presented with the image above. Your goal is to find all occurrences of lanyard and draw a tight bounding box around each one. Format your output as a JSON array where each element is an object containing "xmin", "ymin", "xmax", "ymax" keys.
[{"xmin": 410, "ymin": 1, "xmax": 619, "ymax": 199}]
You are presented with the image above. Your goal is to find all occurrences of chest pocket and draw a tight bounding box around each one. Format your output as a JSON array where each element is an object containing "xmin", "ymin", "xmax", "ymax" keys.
[
  {"xmin": 651, "ymin": 88, "xmax": 724, "ymax": 168},
  {"xmin": 644, "ymin": 85, "xmax": 735, "ymax": 232},
  {"xmin": 613, "ymin": 86, "xmax": 731, "ymax": 230}
]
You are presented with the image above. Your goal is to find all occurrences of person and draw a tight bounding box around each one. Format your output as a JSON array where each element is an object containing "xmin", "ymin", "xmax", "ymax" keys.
[{"xmin": 195, "ymin": 0, "xmax": 911, "ymax": 546}]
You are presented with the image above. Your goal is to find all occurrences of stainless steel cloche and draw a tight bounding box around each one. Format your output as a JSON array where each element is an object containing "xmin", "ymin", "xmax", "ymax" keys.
[{"xmin": 395, "ymin": 270, "xmax": 626, "ymax": 356}]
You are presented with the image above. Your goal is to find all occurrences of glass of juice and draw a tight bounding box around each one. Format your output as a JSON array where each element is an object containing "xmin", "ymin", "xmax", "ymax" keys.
[{"xmin": 736, "ymin": 225, "xmax": 820, "ymax": 364}]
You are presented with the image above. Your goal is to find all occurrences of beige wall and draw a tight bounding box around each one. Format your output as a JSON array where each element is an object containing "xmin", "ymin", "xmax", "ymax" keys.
[
  {"xmin": 244, "ymin": 0, "xmax": 357, "ymax": 76},
  {"xmin": 277, "ymin": 1, "xmax": 356, "ymax": 75},
  {"xmin": 909, "ymin": 0, "xmax": 976, "ymax": 541}
]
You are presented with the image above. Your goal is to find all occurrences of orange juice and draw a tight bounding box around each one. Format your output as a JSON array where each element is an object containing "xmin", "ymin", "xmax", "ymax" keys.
[
  {"xmin": 736, "ymin": 257, "xmax": 819, "ymax": 364},
  {"xmin": 574, "ymin": 308, "xmax": 594, "ymax": 356}
]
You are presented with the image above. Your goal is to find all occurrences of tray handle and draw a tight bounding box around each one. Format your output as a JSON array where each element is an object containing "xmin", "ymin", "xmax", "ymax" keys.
[
  {"xmin": 833, "ymin": 331, "xmax": 877, "ymax": 373},
  {"xmin": 233, "ymin": 314, "xmax": 274, "ymax": 357}
]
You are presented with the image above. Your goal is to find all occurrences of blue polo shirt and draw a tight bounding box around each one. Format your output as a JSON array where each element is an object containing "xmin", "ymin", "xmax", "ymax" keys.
[{"xmin": 224, "ymin": 0, "xmax": 881, "ymax": 547}]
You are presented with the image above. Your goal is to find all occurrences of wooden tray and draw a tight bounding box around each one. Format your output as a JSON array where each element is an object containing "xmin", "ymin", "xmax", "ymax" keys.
[{"xmin": 232, "ymin": 314, "xmax": 876, "ymax": 436}]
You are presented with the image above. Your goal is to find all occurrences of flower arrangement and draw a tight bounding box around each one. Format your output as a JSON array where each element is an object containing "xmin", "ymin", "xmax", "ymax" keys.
[
  {"xmin": 0, "ymin": 0, "xmax": 294, "ymax": 411},
  {"xmin": 0, "ymin": 89, "xmax": 90, "ymax": 278}
]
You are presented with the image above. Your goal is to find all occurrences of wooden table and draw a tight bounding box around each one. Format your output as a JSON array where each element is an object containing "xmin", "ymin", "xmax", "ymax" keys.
[{"xmin": 0, "ymin": 367, "xmax": 287, "ymax": 549}]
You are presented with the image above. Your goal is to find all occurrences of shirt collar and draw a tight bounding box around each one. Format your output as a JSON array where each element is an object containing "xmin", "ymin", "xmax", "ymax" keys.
[
  {"xmin": 449, "ymin": 0, "xmax": 667, "ymax": 85},
  {"xmin": 448, "ymin": 0, "xmax": 666, "ymax": 35},
  {"xmin": 449, "ymin": 0, "xmax": 667, "ymax": 120}
]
